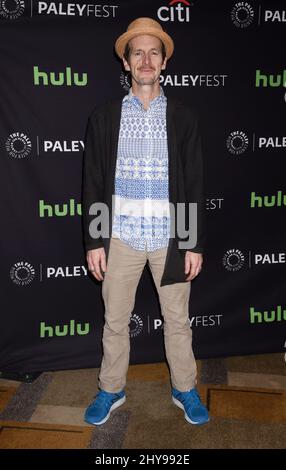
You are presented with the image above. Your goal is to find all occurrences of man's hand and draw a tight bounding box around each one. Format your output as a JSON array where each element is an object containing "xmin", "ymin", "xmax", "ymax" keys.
[
  {"xmin": 87, "ymin": 247, "xmax": 106, "ymax": 281},
  {"xmin": 185, "ymin": 251, "xmax": 203, "ymax": 281}
]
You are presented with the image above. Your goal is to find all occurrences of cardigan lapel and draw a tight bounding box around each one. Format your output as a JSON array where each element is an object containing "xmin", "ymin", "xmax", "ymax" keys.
[{"xmin": 110, "ymin": 99, "xmax": 122, "ymax": 171}]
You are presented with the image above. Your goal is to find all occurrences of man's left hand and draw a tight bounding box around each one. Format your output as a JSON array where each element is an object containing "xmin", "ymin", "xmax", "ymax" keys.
[{"xmin": 185, "ymin": 251, "xmax": 203, "ymax": 281}]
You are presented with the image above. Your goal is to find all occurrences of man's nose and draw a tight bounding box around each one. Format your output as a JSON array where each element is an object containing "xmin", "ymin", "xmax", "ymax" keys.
[{"xmin": 142, "ymin": 53, "xmax": 150, "ymax": 65}]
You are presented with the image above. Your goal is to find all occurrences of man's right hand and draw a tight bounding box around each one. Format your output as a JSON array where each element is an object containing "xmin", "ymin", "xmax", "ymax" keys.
[{"xmin": 86, "ymin": 247, "xmax": 106, "ymax": 281}]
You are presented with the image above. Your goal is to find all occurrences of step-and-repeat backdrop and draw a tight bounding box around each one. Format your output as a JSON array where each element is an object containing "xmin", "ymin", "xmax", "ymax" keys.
[{"xmin": 1, "ymin": 0, "xmax": 285, "ymax": 374}]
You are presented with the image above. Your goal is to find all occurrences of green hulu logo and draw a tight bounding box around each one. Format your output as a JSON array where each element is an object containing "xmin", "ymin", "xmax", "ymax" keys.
[
  {"xmin": 40, "ymin": 320, "xmax": 90, "ymax": 338},
  {"xmin": 250, "ymin": 305, "xmax": 286, "ymax": 324},
  {"xmin": 255, "ymin": 69, "xmax": 286, "ymax": 88},
  {"xmin": 250, "ymin": 190, "xmax": 286, "ymax": 208},
  {"xmin": 39, "ymin": 199, "xmax": 82, "ymax": 217},
  {"xmin": 33, "ymin": 66, "xmax": 88, "ymax": 86}
]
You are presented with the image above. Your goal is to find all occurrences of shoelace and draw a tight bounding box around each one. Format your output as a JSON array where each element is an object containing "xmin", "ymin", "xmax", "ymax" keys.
[
  {"xmin": 180, "ymin": 390, "xmax": 201, "ymax": 407},
  {"xmin": 95, "ymin": 390, "xmax": 121, "ymax": 406}
]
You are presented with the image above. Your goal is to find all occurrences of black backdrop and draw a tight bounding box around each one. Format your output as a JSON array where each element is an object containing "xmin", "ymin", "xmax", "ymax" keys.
[{"xmin": 0, "ymin": 0, "xmax": 285, "ymax": 375}]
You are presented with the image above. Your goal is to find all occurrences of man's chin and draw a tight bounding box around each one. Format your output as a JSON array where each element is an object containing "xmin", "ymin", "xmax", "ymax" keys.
[{"xmin": 136, "ymin": 78, "xmax": 157, "ymax": 86}]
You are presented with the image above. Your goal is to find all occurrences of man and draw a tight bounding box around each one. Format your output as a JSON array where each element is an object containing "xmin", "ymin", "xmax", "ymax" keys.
[{"xmin": 82, "ymin": 17, "xmax": 209, "ymax": 426}]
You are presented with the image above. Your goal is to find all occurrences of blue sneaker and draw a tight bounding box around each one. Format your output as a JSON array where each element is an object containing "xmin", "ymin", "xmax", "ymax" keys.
[
  {"xmin": 84, "ymin": 389, "xmax": 126, "ymax": 426},
  {"xmin": 172, "ymin": 388, "xmax": 210, "ymax": 425}
]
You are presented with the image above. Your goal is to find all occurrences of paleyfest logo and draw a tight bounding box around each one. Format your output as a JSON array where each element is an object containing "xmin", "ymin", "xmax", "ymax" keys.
[
  {"xmin": 130, "ymin": 314, "xmax": 144, "ymax": 338},
  {"xmin": 10, "ymin": 261, "xmax": 36, "ymax": 286},
  {"xmin": 120, "ymin": 71, "xmax": 227, "ymax": 91},
  {"xmin": 37, "ymin": 1, "xmax": 118, "ymax": 17},
  {"xmin": 0, "ymin": 0, "xmax": 25, "ymax": 19},
  {"xmin": 223, "ymin": 249, "xmax": 245, "ymax": 272},
  {"xmin": 5, "ymin": 132, "xmax": 32, "ymax": 159},
  {"xmin": 119, "ymin": 71, "xmax": 131, "ymax": 92},
  {"xmin": 0, "ymin": 1, "xmax": 119, "ymax": 19},
  {"xmin": 231, "ymin": 2, "xmax": 255, "ymax": 28},
  {"xmin": 226, "ymin": 131, "xmax": 249, "ymax": 155}
]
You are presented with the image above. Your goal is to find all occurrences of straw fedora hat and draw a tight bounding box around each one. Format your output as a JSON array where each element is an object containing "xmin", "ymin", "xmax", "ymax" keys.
[{"xmin": 115, "ymin": 17, "xmax": 174, "ymax": 59}]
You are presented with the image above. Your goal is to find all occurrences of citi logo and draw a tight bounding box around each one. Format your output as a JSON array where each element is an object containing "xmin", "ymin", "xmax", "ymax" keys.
[
  {"xmin": 40, "ymin": 320, "xmax": 90, "ymax": 338},
  {"xmin": 39, "ymin": 199, "xmax": 82, "ymax": 217},
  {"xmin": 250, "ymin": 305, "xmax": 286, "ymax": 324},
  {"xmin": 250, "ymin": 191, "xmax": 286, "ymax": 208},
  {"xmin": 255, "ymin": 70, "xmax": 286, "ymax": 88},
  {"xmin": 157, "ymin": 0, "xmax": 192, "ymax": 23},
  {"xmin": 33, "ymin": 66, "xmax": 88, "ymax": 87},
  {"xmin": 5, "ymin": 132, "xmax": 32, "ymax": 159}
]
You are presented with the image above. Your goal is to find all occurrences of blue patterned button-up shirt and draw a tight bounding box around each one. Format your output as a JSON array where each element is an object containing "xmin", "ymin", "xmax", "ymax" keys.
[{"xmin": 112, "ymin": 86, "xmax": 170, "ymax": 251}]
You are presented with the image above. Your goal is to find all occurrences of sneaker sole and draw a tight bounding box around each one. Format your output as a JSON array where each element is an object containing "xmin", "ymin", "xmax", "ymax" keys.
[
  {"xmin": 172, "ymin": 397, "xmax": 210, "ymax": 425},
  {"xmin": 85, "ymin": 396, "xmax": 126, "ymax": 426}
]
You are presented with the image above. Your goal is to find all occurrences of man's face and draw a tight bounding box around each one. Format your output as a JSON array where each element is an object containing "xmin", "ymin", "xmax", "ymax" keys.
[{"xmin": 123, "ymin": 35, "xmax": 167, "ymax": 86}]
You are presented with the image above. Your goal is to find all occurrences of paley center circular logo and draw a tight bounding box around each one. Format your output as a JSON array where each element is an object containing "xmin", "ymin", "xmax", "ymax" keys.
[
  {"xmin": 5, "ymin": 132, "xmax": 32, "ymax": 159},
  {"xmin": 130, "ymin": 313, "xmax": 143, "ymax": 338},
  {"xmin": 10, "ymin": 261, "xmax": 35, "ymax": 286},
  {"xmin": 119, "ymin": 71, "xmax": 131, "ymax": 92},
  {"xmin": 226, "ymin": 130, "xmax": 249, "ymax": 155},
  {"xmin": 0, "ymin": 0, "xmax": 25, "ymax": 19},
  {"xmin": 223, "ymin": 249, "xmax": 245, "ymax": 271},
  {"xmin": 231, "ymin": 2, "xmax": 254, "ymax": 28}
]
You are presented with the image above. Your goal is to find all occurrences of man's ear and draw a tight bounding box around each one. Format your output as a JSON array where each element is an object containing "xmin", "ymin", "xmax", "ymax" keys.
[
  {"xmin": 123, "ymin": 57, "xmax": 131, "ymax": 72},
  {"xmin": 161, "ymin": 57, "xmax": 167, "ymax": 71}
]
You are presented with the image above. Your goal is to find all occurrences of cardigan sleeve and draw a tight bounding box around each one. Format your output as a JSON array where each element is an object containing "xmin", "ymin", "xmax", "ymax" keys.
[
  {"xmin": 182, "ymin": 110, "xmax": 206, "ymax": 254},
  {"xmin": 81, "ymin": 112, "xmax": 105, "ymax": 252}
]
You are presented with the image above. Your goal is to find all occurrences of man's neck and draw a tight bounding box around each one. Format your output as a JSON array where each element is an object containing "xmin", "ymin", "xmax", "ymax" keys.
[{"xmin": 131, "ymin": 82, "xmax": 161, "ymax": 110}]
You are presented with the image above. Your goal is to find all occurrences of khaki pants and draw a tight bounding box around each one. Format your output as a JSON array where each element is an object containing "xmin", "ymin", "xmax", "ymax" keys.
[{"xmin": 99, "ymin": 237, "xmax": 197, "ymax": 393}]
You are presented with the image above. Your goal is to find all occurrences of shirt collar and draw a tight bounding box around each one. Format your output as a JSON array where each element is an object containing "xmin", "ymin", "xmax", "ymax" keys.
[{"xmin": 123, "ymin": 86, "xmax": 166, "ymax": 109}]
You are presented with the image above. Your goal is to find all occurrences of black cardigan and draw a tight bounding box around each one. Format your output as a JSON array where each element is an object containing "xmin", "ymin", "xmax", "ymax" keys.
[{"xmin": 82, "ymin": 96, "xmax": 205, "ymax": 286}]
